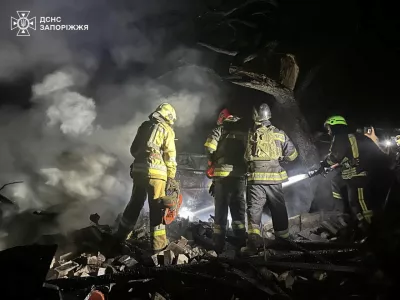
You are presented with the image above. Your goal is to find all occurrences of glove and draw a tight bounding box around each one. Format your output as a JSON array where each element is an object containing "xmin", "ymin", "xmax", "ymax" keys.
[
  {"xmin": 209, "ymin": 182, "xmax": 215, "ymax": 197},
  {"xmin": 166, "ymin": 178, "xmax": 177, "ymax": 194}
]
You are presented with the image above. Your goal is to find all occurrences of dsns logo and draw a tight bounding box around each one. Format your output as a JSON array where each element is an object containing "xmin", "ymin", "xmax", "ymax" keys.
[{"xmin": 11, "ymin": 11, "xmax": 36, "ymax": 36}]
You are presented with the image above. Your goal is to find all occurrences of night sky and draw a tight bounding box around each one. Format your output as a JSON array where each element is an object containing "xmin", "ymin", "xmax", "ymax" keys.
[{"xmin": 1, "ymin": 0, "xmax": 399, "ymax": 150}]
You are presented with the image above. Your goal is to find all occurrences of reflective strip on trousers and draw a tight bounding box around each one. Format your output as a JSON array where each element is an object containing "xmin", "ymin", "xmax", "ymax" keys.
[
  {"xmin": 248, "ymin": 224, "xmax": 261, "ymax": 236},
  {"xmin": 213, "ymin": 224, "xmax": 225, "ymax": 235},
  {"xmin": 332, "ymin": 192, "xmax": 342, "ymax": 199},
  {"xmin": 232, "ymin": 221, "xmax": 245, "ymax": 230},
  {"xmin": 247, "ymin": 171, "xmax": 288, "ymax": 182},
  {"xmin": 357, "ymin": 188, "xmax": 373, "ymax": 223},
  {"xmin": 275, "ymin": 229, "xmax": 289, "ymax": 239}
]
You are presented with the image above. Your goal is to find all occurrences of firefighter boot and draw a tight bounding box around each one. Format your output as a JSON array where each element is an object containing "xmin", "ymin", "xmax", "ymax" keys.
[
  {"xmin": 212, "ymin": 233, "xmax": 226, "ymax": 254},
  {"xmin": 240, "ymin": 233, "xmax": 261, "ymax": 256}
]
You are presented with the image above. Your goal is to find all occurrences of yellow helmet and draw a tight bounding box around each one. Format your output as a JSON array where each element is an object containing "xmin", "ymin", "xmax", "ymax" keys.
[{"xmin": 155, "ymin": 103, "xmax": 177, "ymax": 125}]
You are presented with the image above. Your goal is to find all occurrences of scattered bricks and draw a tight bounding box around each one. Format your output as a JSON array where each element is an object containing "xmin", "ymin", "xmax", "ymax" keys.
[
  {"xmin": 97, "ymin": 268, "xmax": 106, "ymax": 276},
  {"xmin": 118, "ymin": 255, "xmax": 138, "ymax": 268},
  {"xmin": 298, "ymin": 229, "xmax": 313, "ymax": 240},
  {"xmin": 152, "ymin": 292, "xmax": 166, "ymax": 300},
  {"xmin": 151, "ymin": 253, "xmax": 165, "ymax": 266},
  {"xmin": 190, "ymin": 258, "xmax": 198, "ymax": 264},
  {"xmin": 188, "ymin": 247, "xmax": 201, "ymax": 259},
  {"xmin": 151, "ymin": 254, "xmax": 159, "ymax": 266},
  {"xmin": 163, "ymin": 250, "xmax": 175, "ymax": 266},
  {"xmin": 59, "ymin": 252, "xmax": 76, "ymax": 263},
  {"xmin": 321, "ymin": 221, "xmax": 338, "ymax": 235},
  {"xmin": 97, "ymin": 252, "xmax": 106, "ymax": 265},
  {"xmin": 176, "ymin": 254, "xmax": 188, "ymax": 265},
  {"xmin": 177, "ymin": 236, "xmax": 188, "ymax": 247},
  {"xmin": 206, "ymin": 250, "xmax": 218, "ymax": 258},
  {"xmin": 74, "ymin": 265, "xmax": 91, "ymax": 277},
  {"xmin": 166, "ymin": 242, "xmax": 187, "ymax": 256},
  {"xmin": 309, "ymin": 233, "xmax": 327, "ymax": 241},
  {"xmin": 54, "ymin": 261, "xmax": 79, "ymax": 278},
  {"xmin": 87, "ymin": 255, "xmax": 99, "ymax": 266}
]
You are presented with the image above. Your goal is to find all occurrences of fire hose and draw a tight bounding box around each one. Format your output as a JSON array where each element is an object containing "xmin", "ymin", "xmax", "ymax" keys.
[{"xmin": 307, "ymin": 163, "xmax": 340, "ymax": 178}]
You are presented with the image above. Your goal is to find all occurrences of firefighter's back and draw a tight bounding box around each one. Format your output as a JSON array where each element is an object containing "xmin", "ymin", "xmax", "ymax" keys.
[
  {"xmin": 214, "ymin": 118, "xmax": 248, "ymax": 177},
  {"xmin": 245, "ymin": 125, "xmax": 289, "ymax": 185}
]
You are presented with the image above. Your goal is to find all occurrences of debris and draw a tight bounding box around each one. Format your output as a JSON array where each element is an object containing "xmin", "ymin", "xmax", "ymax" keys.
[
  {"xmin": 206, "ymin": 250, "xmax": 218, "ymax": 258},
  {"xmin": 97, "ymin": 268, "xmax": 106, "ymax": 276},
  {"xmin": 152, "ymin": 292, "xmax": 166, "ymax": 300},
  {"xmin": 166, "ymin": 241, "xmax": 187, "ymax": 256},
  {"xmin": 313, "ymin": 271, "xmax": 328, "ymax": 281},
  {"xmin": 321, "ymin": 221, "xmax": 338, "ymax": 235},
  {"xmin": 277, "ymin": 271, "xmax": 295, "ymax": 289},
  {"xmin": 163, "ymin": 250, "xmax": 175, "ymax": 265},
  {"xmin": 54, "ymin": 261, "xmax": 79, "ymax": 278},
  {"xmin": 177, "ymin": 254, "xmax": 189, "ymax": 264}
]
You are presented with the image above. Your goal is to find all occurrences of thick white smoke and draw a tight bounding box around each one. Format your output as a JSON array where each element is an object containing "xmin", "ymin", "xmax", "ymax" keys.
[{"xmin": 0, "ymin": 0, "xmax": 222, "ymax": 249}]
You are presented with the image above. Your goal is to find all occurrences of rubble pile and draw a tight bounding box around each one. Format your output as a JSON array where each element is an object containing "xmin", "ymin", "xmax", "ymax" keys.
[{"xmin": 1, "ymin": 210, "xmax": 399, "ymax": 299}]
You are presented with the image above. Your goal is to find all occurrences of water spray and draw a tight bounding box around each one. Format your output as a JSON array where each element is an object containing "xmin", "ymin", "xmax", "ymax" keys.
[{"xmin": 181, "ymin": 163, "xmax": 341, "ymax": 219}]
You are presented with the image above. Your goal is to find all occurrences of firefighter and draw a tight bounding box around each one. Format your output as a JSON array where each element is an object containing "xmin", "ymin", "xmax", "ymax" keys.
[
  {"xmin": 320, "ymin": 115, "xmax": 387, "ymax": 229},
  {"xmin": 204, "ymin": 108, "xmax": 248, "ymax": 253},
  {"xmin": 115, "ymin": 103, "xmax": 177, "ymax": 253},
  {"xmin": 241, "ymin": 103, "xmax": 298, "ymax": 255}
]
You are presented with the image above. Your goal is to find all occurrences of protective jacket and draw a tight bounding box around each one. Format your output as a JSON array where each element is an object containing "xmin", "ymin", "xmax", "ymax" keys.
[
  {"xmin": 131, "ymin": 113, "xmax": 177, "ymax": 181},
  {"xmin": 322, "ymin": 133, "xmax": 384, "ymax": 180},
  {"xmin": 244, "ymin": 122, "xmax": 298, "ymax": 184},
  {"xmin": 204, "ymin": 116, "xmax": 248, "ymax": 178}
]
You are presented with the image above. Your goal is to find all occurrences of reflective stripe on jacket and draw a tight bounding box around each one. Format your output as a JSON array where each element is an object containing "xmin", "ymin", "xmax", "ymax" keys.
[
  {"xmin": 245, "ymin": 124, "xmax": 298, "ymax": 184},
  {"xmin": 204, "ymin": 117, "xmax": 248, "ymax": 178},
  {"xmin": 131, "ymin": 116, "xmax": 177, "ymax": 181},
  {"xmin": 324, "ymin": 133, "xmax": 367, "ymax": 180}
]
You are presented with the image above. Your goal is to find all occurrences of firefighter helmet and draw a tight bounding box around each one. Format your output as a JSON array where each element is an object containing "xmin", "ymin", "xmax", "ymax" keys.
[
  {"xmin": 253, "ymin": 103, "xmax": 271, "ymax": 123},
  {"xmin": 217, "ymin": 108, "xmax": 232, "ymax": 125},
  {"xmin": 155, "ymin": 103, "xmax": 177, "ymax": 125},
  {"xmin": 324, "ymin": 115, "xmax": 347, "ymax": 127}
]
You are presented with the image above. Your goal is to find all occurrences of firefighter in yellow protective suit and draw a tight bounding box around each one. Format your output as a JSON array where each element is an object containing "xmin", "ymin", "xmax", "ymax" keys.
[
  {"xmin": 241, "ymin": 103, "xmax": 298, "ymax": 255},
  {"xmin": 115, "ymin": 103, "xmax": 177, "ymax": 253}
]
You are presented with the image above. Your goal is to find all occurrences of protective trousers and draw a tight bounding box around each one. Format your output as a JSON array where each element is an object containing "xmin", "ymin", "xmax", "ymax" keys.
[
  {"xmin": 118, "ymin": 176, "xmax": 167, "ymax": 251},
  {"xmin": 331, "ymin": 172, "xmax": 349, "ymax": 212},
  {"xmin": 246, "ymin": 183, "xmax": 289, "ymax": 244},
  {"xmin": 344, "ymin": 177, "xmax": 373, "ymax": 225},
  {"xmin": 213, "ymin": 177, "xmax": 246, "ymax": 251}
]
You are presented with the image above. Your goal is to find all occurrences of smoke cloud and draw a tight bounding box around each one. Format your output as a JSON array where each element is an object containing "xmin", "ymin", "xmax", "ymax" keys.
[{"xmin": 0, "ymin": 0, "xmax": 223, "ymax": 249}]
